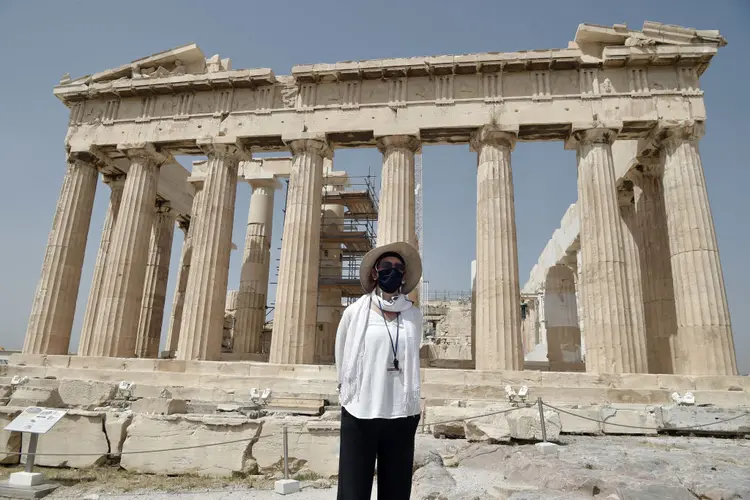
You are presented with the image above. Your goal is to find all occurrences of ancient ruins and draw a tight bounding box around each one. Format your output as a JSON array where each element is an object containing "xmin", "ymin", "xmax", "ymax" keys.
[{"xmin": 2, "ymin": 21, "xmax": 748, "ymax": 483}]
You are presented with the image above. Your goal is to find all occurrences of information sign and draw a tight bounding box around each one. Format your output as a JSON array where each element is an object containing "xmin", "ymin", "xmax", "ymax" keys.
[{"xmin": 4, "ymin": 407, "xmax": 68, "ymax": 434}]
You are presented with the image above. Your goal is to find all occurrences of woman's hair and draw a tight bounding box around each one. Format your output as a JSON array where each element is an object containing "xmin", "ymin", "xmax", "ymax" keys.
[{"xmin": 374, "ymin": 251, "xmax": 405, "ymax": 269}]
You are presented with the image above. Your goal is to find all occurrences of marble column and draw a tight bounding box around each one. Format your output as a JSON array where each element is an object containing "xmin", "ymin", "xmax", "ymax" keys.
[
  {"xmin": 573, "ymin": 127, "xmax": 638, "ymax": 373},
  {"xmin": 135, "ymin": 201, "xmax": 176, "ymax": 358},
  {"xmin": 165, "ymin": 182, "xmax": 204, "ymax": 356},
  {"xmin": 575, "ymin": 249, "xmax": 586, "ymax": 358},
  {"xmin": 90, "ymin": 145, "xmax": 164, "ymax": 358},
  {"xmin": 177, "ymin": 145, "xmax": 241, "ymax": 361},
  {"xmin": 544, "ymin": 264, "xmax": 581, "ymax": 371},
  {"xmin": 470, "ymin": 126, "xmax": 523, "ymax": 371},
  {"xmin": 660, "ymin": 123, "xmax": 737, "ymax": 375},
  {"xmin": 269, "ymin": 139, "xmax": 329, "ymax": 365},
  {"xmin": 24, "ymin": 155, "xmax": 99, "ymax": 355},
  {"xmin": 78, "ymin": 174, "xmax": 125, "ymax": 356},
  {"xmin": 376, "ymin": 135, "xmax": 419, "ymax": 246},
  {"xmin": 618, "ymin": 185, "xmax": 649, "ymax": 373},
  {"xmin": 234, "ymin": 178, "xmax": 278, "ymax": 354},
  {"xmin": 633, "ymin": 170, "xmax": 679, "ymax": 374}
]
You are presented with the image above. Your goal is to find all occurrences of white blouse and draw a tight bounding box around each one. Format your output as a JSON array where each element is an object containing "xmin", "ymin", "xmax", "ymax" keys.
[{"xmin": 340, "ymin": 308, "xmax": 421, "ymax": 420}]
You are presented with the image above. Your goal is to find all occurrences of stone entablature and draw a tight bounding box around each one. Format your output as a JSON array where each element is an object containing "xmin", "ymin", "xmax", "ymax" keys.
[{"xmin": 56, "ymin": 21, "xmax": 723, "ymax": 154}]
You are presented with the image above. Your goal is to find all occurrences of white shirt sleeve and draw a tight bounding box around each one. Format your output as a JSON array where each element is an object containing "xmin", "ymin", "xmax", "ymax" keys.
[{"xmin": 335, "ymin": 304, "xmax": 354, "ymax": 383}]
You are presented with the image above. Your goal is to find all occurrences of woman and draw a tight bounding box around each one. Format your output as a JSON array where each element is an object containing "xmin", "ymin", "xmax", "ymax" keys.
[{"xmin": 335, "ymin": 241, "xmax": 423, "ymax": 500}]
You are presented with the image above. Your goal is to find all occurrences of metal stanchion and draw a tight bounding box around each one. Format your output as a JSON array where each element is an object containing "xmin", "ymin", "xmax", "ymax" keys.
[
  {"xmin": 25, "ymin": 433, "xmax": 39, "ymax": 473},
  {"xmin": 537, "ymin": 397, "xmax": 548, "ymax": 443},
  {"xmin": 274, "ymin": 425, "xmax": 300, "ymax": 495},
  {"xmin": 283, "ymin": 425, "xmax": 289, "ymax": 480}
]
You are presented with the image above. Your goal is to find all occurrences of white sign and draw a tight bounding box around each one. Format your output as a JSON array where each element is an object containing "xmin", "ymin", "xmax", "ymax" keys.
[{"xmin": 4, "ymin": 407, "xmax": 68, "ymax": 434}]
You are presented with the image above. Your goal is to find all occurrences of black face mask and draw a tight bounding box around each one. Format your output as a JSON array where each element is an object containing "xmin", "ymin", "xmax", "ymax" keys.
[{"xmin": 377, "ymin": 268, "xmax": 404, "ymax": 294}]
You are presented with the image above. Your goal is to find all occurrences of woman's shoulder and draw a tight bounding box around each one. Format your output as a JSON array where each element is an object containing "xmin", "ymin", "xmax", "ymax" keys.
[{"xmin": 403, "ymin": 304, "xmax": 423, "ymax": 321}]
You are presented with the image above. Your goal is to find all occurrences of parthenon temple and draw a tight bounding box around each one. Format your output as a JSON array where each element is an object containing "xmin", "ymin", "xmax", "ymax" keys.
[{"xmin": 19, "ymin": 20, "xmax": 738, "ymax": 378}]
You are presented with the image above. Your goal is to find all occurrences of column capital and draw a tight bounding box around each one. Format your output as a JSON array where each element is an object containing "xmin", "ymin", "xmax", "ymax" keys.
[
  {"xmin": 656, "ymin": 119, "xmax": 705, "ymax": 144},
  {"xmin": 177, "ymin": 217, "xmax": 190, "ymax": 234},
  {"xmin": 198, "ymin": 140, "xmax": 252, "ymax": 161},
  {"xmin": 116, "ymin": 142, "xmax": 171, "ymax": 166},
  {"xmin": 103, "ymin": 173, "xmax": 126, "ymax": 188},
  {"xmin": 155, "ymin": 199, "xmax": 174, "ymax": 215},
  {"xmin": 564, "ymin": 121, "xmax": 622, "ymax": 150},
  {"xmin": 469, "ymin": 126, "xmax": 518, "ymax": 152},
  {"xmin": 287, "ymin": 138, "xmax": 333, "ymax": 159},
  {"xmin": 246, "ymin": 176, "xmax": 283, "ymax": 191},
  {"xmin": 617, "ymin": 179, "xmax": 635, "ymax": 208},
  {"xmin": 376, "ymin": 135, "xmax": 421, "ymax": 154}
]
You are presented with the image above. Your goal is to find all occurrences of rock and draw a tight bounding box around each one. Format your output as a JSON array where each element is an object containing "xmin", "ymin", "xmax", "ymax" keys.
[
  {"xmin": 186, "ymin": 401, "xmax": 218, "ymax": 414},
  {"xmin": 253, "ymin": 418, "xmax": 340, "ymax": 479},
  {"xmin": 104, "ymin": 411, "xmax": 133, "ymax": 458},
  {"xmin": 601, "ymin": 406, "xmax": 658, "ymax": 435},
  {"xmin": 313, "ymin": 478, "xmax": 332, "ymax": 489},
  {"xmin": 615, "ymin": 484, "xmax": 696, "ymax": 500},
  {"xmin": 121, "ymin": 414, "xmax": 261, "ymax": 476},
  {"xmin": 556, "ymin": 405, "xmax": 601, "ymax": 434},
  {"xmin": 660, "ymin": 405, "xmax": 750, "ymax": 434},
  {"xmin": 0, "ymin": 385, "xmax": 13, "ymax": 399},
  {"xmin": 411, "ymin": 462, "xmax": 456, "ymax": 499},
  {"xmin": 58, "ymin": 380, "xmax": 117, "ymax": 409},
  {"xmin": 428, "ymin": 407, "xmax": 469, "ymax": 439},
  {"xmin": 506, "ymin": 408, "xmax": 561, "ymax": 441},
  {"xmin": 130, "ymin": 397, "xmax": 187, "ymax": 415},
  {"xmin": 21, "ymin": 410, "xmax": 109, "ymax": 468},
  {"xmin": 8, "ymin": 386, "xmax": 63, "ymax": 408},
  {"xmin": 319, "ymin": 410, "xmax": 341, "ymax": 421},
  {"xmin": 465, "ymin": 407, "xmax": 512, "ymax": 443},
  {"xmin": 0, "ymin": 408, "xmax": 22, "ymax": 465},
  {"xmin": 413, "ymin": 446, "xmax": 442, "ymax": 473},
  {"xmin": 491, "ymin": 482, "xmax": 540, "ymax": 500}
]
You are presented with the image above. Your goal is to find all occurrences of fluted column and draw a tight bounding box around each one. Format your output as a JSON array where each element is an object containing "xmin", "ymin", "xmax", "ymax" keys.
[
  {"xmin": 90, "ymin": 145, "xmax": 165, "ymax": 357},
  {"xmin": 164, "ymin": 221, "xmax": 191, "ymax": 356},
  {"xmin": 176, "ymin": 145, "xmax": 241, "ymax": 361},
  {"xmin": 234, "ymin": 178, "xmax": 278, "ymax": 354},
  {"xmin": 78, "ymin": 174, "xmax": 125, "ymax": 356},
  {"xmin": 135, "ymin": 201, "xmax": 176, "ymax": 358},
  {"xmin": 660, "ymin": 122, "xmax": 737, "ymax": 375},
  {"xmin": 633, "ymin": 170, "xmax": 679, "ymax": 374},
  {"xmin": 269, "ymin": 139, "xmax": 330, "ymax": 365},
  {"xmin": 470, "ymin": 126, "xmax": 523, "ymax": 371},
  {"xmin": 376, "ymin": 135, "xmax": 419, "ymax": 246},
  {"xmin": 544, "ymin": 264, "xmax": 581, "ymax": 371},
  {"xmin": 24, "ymin": 155, "xmax": 99, "ymax": 355},
  {"xmin": 618, "ymin": 185, "xmax": 649, "ymax": 373},
  {"xmin": 572, "ymin": 127, "xmax": 638, "ymax": 373},
  {"xmin": 165, "ymin": 182, "xmax": 204, "ymax": 356}
]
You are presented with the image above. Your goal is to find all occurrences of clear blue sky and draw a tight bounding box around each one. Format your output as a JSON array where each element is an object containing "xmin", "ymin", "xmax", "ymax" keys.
[{"xmin": 0, "ymin": 0, "xmax": 747, "ymax": 373}]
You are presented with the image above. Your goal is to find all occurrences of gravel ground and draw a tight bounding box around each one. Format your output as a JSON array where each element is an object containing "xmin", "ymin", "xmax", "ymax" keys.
[{"xmin": 22, "ymin": 434, "xmax": 750, "ymax": 500}]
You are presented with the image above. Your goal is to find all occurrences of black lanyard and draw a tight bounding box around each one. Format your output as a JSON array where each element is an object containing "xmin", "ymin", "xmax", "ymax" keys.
[{"xmin": 377, "ymin": 302, "xmax": 401, "ymax": 371}]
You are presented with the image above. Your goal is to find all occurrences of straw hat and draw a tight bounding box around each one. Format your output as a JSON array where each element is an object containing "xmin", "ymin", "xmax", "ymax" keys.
[{"xmin": 359, "ymin": 241, "xmax": 423, "ymax": 294}]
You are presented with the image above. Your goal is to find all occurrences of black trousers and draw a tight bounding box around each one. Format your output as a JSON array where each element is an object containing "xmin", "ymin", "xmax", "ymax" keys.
[{"xmin": 337, "ymin": 407, "xmax": 421, "ymax": 500}]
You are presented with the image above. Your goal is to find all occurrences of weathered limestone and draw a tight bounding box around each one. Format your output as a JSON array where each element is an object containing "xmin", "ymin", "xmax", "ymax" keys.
[
  {"xmin": 618, "ymin": 185, "xmax": 649, "ymax": 373},
  {"xmin": 506, "ymin": 407, "xmax": 561, "ymax": 441},
  {"xmin": 78, "ymin": 174, "xmax": 125, "ymax": 356},
  {"xmin": 659, "ymin": 123, "xmax": 737, "ymax": 375},
  {"xmin": 544, "ymin": 265, "xmax": 581, "ymax": 371},
  {"xmin": 234, "ymin": 178, "xmax": 278, "ymax": 354},
  {"xmin": 24, "ymin": 156, "xmax": 99, "ymax": 355},
  {"xmin": 177, "ymin": 145, "xmax": 241, "ymax": 360},
  {"xmin": 166, "ymin": 179, "xmax": 205, "ymax": 356},
  {"xmin": 254, "ymin": 419, "xmax": 340, "ymax": 478},
  {"xmin": 571, "ymin": 127, "xmax": 638, "ymax": 373},
  {"xmin": 471, "ymin": 126, "xmax": 523, "ymax": 371},
  {"xmin": 135, "ymin": 201, "xmax": 176, "ymax": 358},
  {"xmin": 376, "ymin": 135, "xmax": 419, "ymax": 246},
  {"xmin": 0, "ymin": 408, "xmax": 22, "ymax": 465},
  {"xmin": 633, "ymin": 171, "xmax": 679, "ymax": 374},
  {"xmin": 121, "ymin": 414, "xmax": 262, "ymax": 476},
  {"xmin": 269, "ymin": 139, "xmax": 330, "ymax": 365},
  {"xmin": 21, "ymin": 411, "xmax": 110, "ymax": 468},
  {"xmin": 91, "ymin": 145, "xmax": 165, "ymax": 358},
  {"xmin": 57, "ymin": 379, "xmax": 117, "ymax": 409}
]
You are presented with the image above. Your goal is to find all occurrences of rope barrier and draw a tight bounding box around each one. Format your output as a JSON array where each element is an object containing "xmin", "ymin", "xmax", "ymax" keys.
[
  {"xmin": 2, "ymin": 400, "xmax": 747, "ymax": 458},
  {"xmin": 541, "ymin": 401, "xmax": 750, "ymax": 432}
]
